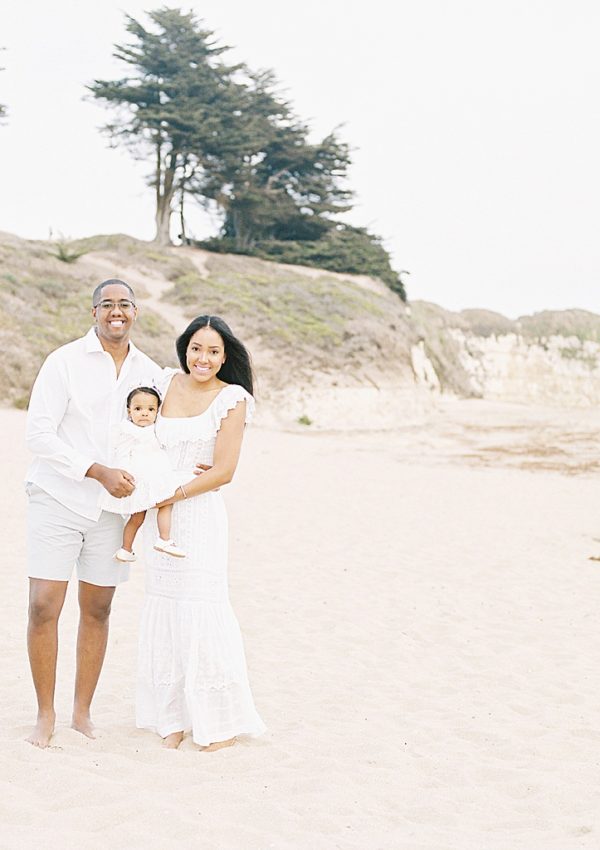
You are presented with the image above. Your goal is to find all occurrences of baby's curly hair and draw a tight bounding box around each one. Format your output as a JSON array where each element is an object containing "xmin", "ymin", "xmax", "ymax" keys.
[{"xmin": 126, "ymin": 386, "xmax": 161, "ymax": 410}]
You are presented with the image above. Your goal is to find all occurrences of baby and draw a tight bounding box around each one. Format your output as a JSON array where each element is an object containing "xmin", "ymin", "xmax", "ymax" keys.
[{"xmin": 99, "ymin": 386, "xmax": 186, "ymax": 561}]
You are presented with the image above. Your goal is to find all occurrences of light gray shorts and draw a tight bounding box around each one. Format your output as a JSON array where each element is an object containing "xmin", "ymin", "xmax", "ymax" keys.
[{"xmin": 26, "ymin": 483, "xmax": 129, "ymax": 586}]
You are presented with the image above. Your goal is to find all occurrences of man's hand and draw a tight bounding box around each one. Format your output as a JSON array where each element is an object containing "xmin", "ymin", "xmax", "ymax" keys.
[
  {"xmin": 194, "ymin": 463, "xmax": 212, "ymax": 475},
  {"xmin": 193, "ymin": 463, "xmax": 220, "ymax": 490},
  {"xmin": 87, "ymin": 463, "xmax": 135, "ymax": 497}
]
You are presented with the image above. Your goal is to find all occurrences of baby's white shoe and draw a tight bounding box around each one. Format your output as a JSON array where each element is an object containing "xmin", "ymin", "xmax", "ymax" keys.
[
  {"xmin": 153, "ymin": 538, "xmax": 186, "ymax": 558},
  {"xmin": 114, "ymin": 548, "xmax": 136, "ymax": 562}
]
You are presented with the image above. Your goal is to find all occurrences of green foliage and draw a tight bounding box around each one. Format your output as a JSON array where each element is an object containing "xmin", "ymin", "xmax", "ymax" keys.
[
  {"xmin": 203, "ymin": 87, "xmax": 354, "ymax": 250},
  {"xmin": 518, "ymin": 310, "xmax": 600, "ymax": 343},
  {"xmin": 413, "ymin": 302, "xmax": 600, "ymax": 347},
  {"xmin": 88, "ymin": 8, "xmax": 237, "ymax": 244},
  {"xmin": 458, "ymin": 309, "xmax": 514, "ymax": 337},
  {"xmin": 162, "ymin": 249, "xmax": 397, "ymax": 367},
  {"xmin": 89, "ymin": 8, "xmax": 405, "ymax": 294},
  {"xmin": 166, "ymin": 267, "xmax": 347, "ymax": 349},
  {"xmin": 50, "ymin": 239, "xmax": 89, "ymax": 264},
  {"xmin": 297, "ymin": 414, "xmax": 312, "ymax": 426},
  {"xmin": 200, "ymin": 225, "xmax": 406, "ymax": 300},
  {"xmin": 89, "ymin": 9, "xmax": 354, "ymax": 249}
]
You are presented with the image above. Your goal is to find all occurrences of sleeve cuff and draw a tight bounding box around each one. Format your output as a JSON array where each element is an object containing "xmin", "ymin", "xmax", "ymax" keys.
[{"xmin": 74, "ymin": 456, "xmax": 96, "ymax": 482}]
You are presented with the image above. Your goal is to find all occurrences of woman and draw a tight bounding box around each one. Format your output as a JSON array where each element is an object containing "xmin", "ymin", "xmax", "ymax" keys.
[{"xmin": 136, "ymin": 315, "xmax": 266, "ymax": 750}]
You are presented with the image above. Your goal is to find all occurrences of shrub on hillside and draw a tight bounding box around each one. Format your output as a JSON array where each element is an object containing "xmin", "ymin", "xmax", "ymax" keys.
[{"xmin": 197, "ymin": 225, "xmax": 406, "ymax": 301}]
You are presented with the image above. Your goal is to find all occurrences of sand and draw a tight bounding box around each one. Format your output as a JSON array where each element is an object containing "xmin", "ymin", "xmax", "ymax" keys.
[{"xmin": 3, "ymin": 399, "xmax": 600, "ymax": 850}]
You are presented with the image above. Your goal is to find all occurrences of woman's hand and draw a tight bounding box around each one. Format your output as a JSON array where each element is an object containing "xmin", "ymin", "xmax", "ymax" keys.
[{"xmin": 154, "ymin": 486, "xmax": 186, "ymax": 509}]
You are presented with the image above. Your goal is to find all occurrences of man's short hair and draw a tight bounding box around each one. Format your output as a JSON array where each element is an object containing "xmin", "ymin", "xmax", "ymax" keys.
[{"xmin": 92, "ymin": 279, "xmax": 136, "ymax": 307}]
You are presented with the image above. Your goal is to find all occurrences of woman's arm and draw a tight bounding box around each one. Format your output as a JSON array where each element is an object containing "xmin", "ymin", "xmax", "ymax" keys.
[{"xmin": 154, "ymin": 401, "xmax": 247, "ymax": 508}]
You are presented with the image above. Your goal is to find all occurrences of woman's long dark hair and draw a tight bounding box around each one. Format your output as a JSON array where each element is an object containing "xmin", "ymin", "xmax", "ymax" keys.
[{"xmin": 176, "ymin": 316, "xmax": 254, "ymax": 396}]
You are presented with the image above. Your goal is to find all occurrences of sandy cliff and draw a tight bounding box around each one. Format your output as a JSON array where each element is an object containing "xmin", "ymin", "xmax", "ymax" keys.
[
  {"xmin": 412, "ymin": 302, "xmax": 600, "ymax": 407},
  {"xmin": 2, "ymin": 231, "xmax": 599, "ymax": 428}
]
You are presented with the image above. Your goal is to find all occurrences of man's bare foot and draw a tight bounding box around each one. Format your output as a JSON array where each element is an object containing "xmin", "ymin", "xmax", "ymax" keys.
[
  {"xmin": 71, "ymin": 712, "xmax": 95, "ymax": 739},
  {"xmin": 163, "ymin": 731, "xmax": 184, "ymax": 749},
  {"xmin": 200, "ymin": 737, "xmax": 236, "ymax": 752},
  {"xmin": 26, "ymin": 710, "xmax": 56, "ymax": 748}
]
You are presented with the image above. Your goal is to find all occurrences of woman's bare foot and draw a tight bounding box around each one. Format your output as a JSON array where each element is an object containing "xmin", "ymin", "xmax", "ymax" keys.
[
  {"xmin": 200, "ymin": 737, "xmax": 236, "ymax": 752},
  {"xmin": 71, "ymin": 712, "xmax": 95, "ymax": 739},
  {"xmin": 26, "ymin": 710, "xmax": 56, "ymax": 748},
  {"xmin": 163, "ymin": 731, "xmax": 184, "ymax": 749}
]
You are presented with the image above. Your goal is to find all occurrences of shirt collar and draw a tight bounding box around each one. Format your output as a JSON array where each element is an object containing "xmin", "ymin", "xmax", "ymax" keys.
[{"xmin": 84, "ymin": 327, "xmax": 140, "ymax": 358}]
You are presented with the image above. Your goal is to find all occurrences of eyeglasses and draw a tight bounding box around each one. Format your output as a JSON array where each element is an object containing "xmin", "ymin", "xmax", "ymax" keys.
[{"xmin": 94, "ymin": 300, "xmax": 136, "ymax": 312}]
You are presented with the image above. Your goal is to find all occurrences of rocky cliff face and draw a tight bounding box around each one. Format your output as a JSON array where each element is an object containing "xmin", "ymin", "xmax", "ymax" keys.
[
  {"xmin": 275, "ymin": 308, "xmax": 600, "ymax": 429},
  {"xmin": 448, "ymin": 330, "xmax": 600, "ymax": 405},
  {"xmin": 410, "ymin": 303, "xmax": 600, "ymax": 407}
]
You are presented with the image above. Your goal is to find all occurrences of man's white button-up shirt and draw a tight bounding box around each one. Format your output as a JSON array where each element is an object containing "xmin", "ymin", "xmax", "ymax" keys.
[{"xmin": 26, "ymin": 327, "xmax": 165, "ymax": 520}]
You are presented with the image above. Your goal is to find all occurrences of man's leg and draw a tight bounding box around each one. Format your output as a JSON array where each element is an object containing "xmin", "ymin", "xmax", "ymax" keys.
[
  {"xmin": 27, "ymin": 578, "xmax": 69, "ymax": 748},
  {"xmin": 72, "ymin": 580, "xmax": 116, "ymax": 737}
]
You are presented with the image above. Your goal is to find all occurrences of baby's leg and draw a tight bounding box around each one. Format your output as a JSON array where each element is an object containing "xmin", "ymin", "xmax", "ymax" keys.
[
  {"xmin": 122, "ymin": 511, "xmax": 146, "ymax": 552},
  {"xmin": 156, "ymin": 504, "xmax": 173, "ymax": 542}
]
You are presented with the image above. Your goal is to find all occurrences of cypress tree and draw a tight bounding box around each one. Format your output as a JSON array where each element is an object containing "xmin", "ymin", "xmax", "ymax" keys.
[{"xmin": 88, "ymin": 8, "xmax": 238, "ymax": 245}]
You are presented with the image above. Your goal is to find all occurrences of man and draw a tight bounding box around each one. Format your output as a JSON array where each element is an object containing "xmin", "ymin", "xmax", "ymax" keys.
[{"xmin": 25, "ymin": 279, "xmax": 164, "ymax": 747}]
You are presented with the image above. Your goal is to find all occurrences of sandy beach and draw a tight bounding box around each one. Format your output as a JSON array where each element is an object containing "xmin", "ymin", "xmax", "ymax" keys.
[{"xmin": 3, "ymin": 399, "xmax": 600, "ymax": 850}]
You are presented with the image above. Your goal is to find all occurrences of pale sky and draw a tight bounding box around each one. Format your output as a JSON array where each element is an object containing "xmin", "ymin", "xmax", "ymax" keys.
[{"xmin": 1, "ymin": 0, "xmax": 599, "ymax": 317}]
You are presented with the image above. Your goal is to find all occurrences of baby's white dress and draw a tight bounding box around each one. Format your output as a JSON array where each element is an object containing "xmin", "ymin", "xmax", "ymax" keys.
[
  {"xmin": 98, "ymin": 420, "xmax": 182, "ymax": 515},
  {"xmin": 135, "ymin": 378, "xmax": 265, "ymax": 746}
]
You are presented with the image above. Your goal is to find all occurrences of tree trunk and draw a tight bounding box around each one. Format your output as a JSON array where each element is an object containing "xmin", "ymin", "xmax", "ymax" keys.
[
  {"xmin": 154, "ymin": 197, "xmax": 172, "ymax": 246},
  {"xmin": 178, "ymin": 156, "xmax": 190, "ymax": 244},
  {"xmin": 153, "ymin": 150, "xmax": 177, "ymax": 246},
  {"xmin": 231, "ymin": 208, "xmax": 254, "ymax": 252},
  {"xmin": 179, "ymin": 194, "xmax": 186, "ymax": 243}
]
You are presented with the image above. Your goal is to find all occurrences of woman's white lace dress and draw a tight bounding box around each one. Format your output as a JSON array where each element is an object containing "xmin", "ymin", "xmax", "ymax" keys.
[{"xmin": 136, "ymin": 378, "xmax": 266, "ymax": 745}]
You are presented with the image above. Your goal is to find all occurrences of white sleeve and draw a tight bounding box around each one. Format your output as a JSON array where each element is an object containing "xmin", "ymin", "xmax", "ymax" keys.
[
  {"xmin": 213, "ymin": 385, "xmax": 255, "ymax": 429},
  {"xmin": 25, "ymin": 354, "xmax": 95, "ymax": 481}
]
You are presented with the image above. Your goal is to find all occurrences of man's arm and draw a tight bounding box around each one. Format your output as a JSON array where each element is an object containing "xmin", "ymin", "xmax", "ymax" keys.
[
  {"xmin": 25, "ymin": 354, "xmax": 95, "ymax": 481},
  {"xmin": 26, "ymin": 354, "xmax": 135, "ymax": 497}
]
